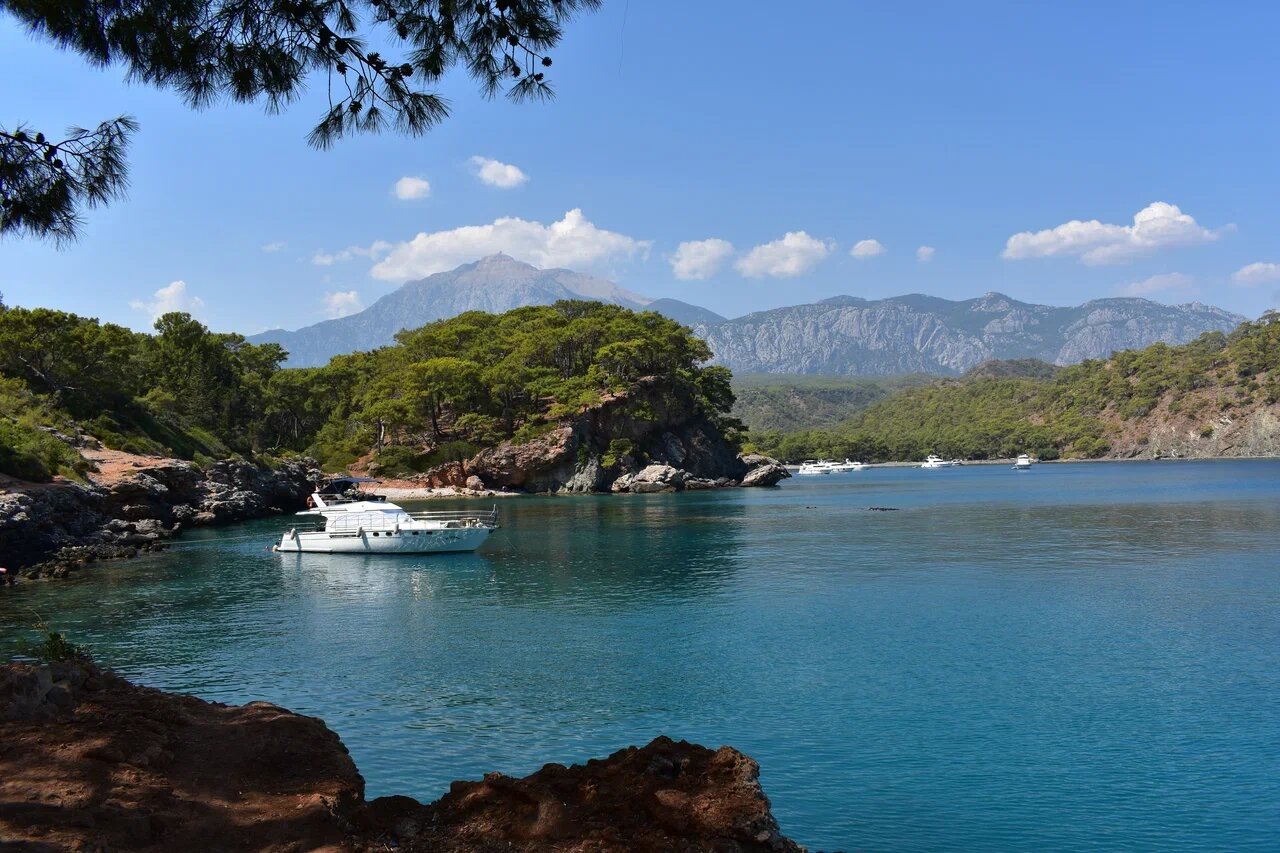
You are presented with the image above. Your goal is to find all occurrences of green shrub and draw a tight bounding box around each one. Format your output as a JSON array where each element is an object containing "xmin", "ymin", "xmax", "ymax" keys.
[
  {"xmin": 373, "ymin": 445, "xmax": 428, "ymax": 475},
  {"xmin": 0, "ymin": 420, "xmax": 84, "ymax": 482},
  {"xmin": 18, "ymin": 618, "xmax": 88, "ymax": 663},
  {"xmin": 422, "ymin": 440, "xmax": 482, "ymax": 470},
  {"xmin": 601, "ymin": 438, "xmax": 635, "ymax": 468}
]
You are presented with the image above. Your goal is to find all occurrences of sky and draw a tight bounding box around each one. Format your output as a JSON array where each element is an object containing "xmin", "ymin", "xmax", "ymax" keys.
[{"xmin": 2, "ymin": 1, "xmax": 1279, "ymax": 334}]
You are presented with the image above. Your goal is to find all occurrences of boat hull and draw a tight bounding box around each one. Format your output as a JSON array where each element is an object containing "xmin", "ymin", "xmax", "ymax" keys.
[{"xmin": 276, "ymin": 527, "xmax": 491, "ymax": 554}]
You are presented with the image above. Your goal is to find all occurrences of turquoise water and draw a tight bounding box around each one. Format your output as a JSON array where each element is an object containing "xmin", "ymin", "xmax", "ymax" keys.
[{"xmin": 3, "ymin": 460, "xmax": 1279, "ymax": 851}]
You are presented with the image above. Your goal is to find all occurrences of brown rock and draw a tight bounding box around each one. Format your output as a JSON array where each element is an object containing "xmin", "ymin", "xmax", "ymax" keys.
[{"xmin": 0, "ymin": 665, "xmax": 804, "ymax": 853}]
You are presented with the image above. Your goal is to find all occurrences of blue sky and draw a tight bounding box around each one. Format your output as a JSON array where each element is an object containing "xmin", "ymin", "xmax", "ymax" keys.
[{"xmin": 2, "ymin": 1, "xmax": 1278, "ymax": 333}]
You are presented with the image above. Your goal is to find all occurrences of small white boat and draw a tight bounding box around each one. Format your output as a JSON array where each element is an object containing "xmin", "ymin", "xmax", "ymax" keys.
[
  {"xmin": 1012, "ymin": 454, "xmax": 1034, "ymax": 470},
  {"xmin": 275, "ymin": 478, "xmax": 497, "ymax": 554},
  {"xmin": 920, "ymin": 454, "xmax": 957, "ymax": 469},
  {"xmin": 830, "ymin": 459, "xmax": 867, "ymax": 472}
]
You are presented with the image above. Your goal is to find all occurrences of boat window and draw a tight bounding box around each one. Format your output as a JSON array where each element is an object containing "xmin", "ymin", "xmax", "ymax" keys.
[{"xmin": 412, "ymin": 531, "xmax": 419, "ymax": 536}]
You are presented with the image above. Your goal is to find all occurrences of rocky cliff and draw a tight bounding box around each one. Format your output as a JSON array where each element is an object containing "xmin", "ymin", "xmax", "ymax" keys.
[
  {"xmin": 410, "ymin": 377, "xmax": 788, "ymax": 493},
  {"xmin": 695, "ymin": 293, "xmax": 1244, "ymax": 376},
  {"xmin": 0, "ymin": 660, "xmax": 804, "ymax": 852},
  {"xmin": 0, "ymin": 454, "xmax": 319, "ymax": 577}
]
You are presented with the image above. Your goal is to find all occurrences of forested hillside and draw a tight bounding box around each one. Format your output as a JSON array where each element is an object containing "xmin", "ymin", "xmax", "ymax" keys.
[
  {"xmin": 0, "ymin": 300, "xmax": 737, "ymax": 481},
  {"xmin": 730, "ymin": 374, "xmax": 930, "ymax": 433},
  {"xmin": 748, "ymin": 314, "xmax": 1280, "ymax": 462}
]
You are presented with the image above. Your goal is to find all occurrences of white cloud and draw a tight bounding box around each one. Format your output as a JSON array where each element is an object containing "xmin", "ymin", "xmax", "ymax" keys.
[
  {"xmin": 130, "ymin": 280, "xmax": 205, "ymax": 321},
  {"xmin": 1002, "ymin": 202, "xmax": 1223, "ymax": 266},
  {"xmin": 393, "ymin": 176, "xmax": 431, "ymax": 200},
  {"xmin": 735, "ymin": 231, "xmax": 833, "ymax": 278},
  {"xmin": 1232, "ymin": 262, "xmax": 1280, "ymax": 286},
  {"xmin": 313, "ymin": 241, "xmax": 393, "ymax": 266},
  {"xmin": 916, "ymin": 245, "xmax": 936, "ymax": 263},
  {"xmin": 323, "ymin": 290, "xmax": 363, "ymax": 319},
  {"xmin": 670, "ymin": 238, "xmax": 735, "ymax": 280},
  {"xmin": 469, "ymin": 156, "xmax": 529, "ymax": 189},
  {"xmin": 260, "ymin": 241, "xmax": 285, "ymax": 253},
  {"xmin": 850, "ymin": 239, "xmax": 886, "ymax": 259},
  {"xmin": 370, "ymin": 209, "xmax": 649, "ymax": 281},
  {"xmin": 1121, "ymin": 272, "xmax": 1194, "ymax": 297}
]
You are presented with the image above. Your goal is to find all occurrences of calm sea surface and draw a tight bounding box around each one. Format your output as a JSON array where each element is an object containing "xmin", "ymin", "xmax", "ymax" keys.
[{"xmin": 3, "ymin": 460, "xmax": 1279, "ymax": 851}]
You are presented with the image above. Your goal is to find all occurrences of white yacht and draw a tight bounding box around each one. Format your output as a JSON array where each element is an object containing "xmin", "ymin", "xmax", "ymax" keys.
[
  {"xmin": 920, "ymin": 454, "xmax": 957, "ymax": 469},
  {"xmin": 1012, "ymin": 453, "xmax": 1034, "ymax": 470},
  {"xmin": 274, "ymin": 478, "xmax": 497, "ymax": 554},
  {"xmin": 798, "ymin": 459, "xmax": 867, "ymax": 474}
]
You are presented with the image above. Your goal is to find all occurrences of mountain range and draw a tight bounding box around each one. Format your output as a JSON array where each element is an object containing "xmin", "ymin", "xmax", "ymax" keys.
[
  {"xmin": 250, "ymin": 254, "xmax": 1245, "ymax": 374},
  {"xmin": 694, "ymin": 292, "xmax": 1244, "ymax": 375}
]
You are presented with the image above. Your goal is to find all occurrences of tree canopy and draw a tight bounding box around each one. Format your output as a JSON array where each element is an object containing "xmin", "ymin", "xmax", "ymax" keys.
[
  {"xmin": 1, "ymin": 0, "xmax": 601, "ymax": 242},
  {"xmin": 0, "ymin": 299, "xmax": 735, "ymax": 480}
]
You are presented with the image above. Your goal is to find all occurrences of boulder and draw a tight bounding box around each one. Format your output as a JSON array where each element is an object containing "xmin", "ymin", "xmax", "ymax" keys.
[
  {"xmin": 739, "ymin": 455, "xmax": 790, "ymax": 488},
  {"xmin": 631, "ymin": 464, "xmax": 685, "ymax": 493},
  {"xmin": 464, "ymin": 475, "xmax": 485, "ymax": 491}
]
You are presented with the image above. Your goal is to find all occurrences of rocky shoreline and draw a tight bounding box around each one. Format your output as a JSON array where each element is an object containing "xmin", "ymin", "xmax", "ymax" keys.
[
  {"xmin": 0, "ymin": 455, "xmax": 319, "ymax": 580},
  {"xmin": 1, "ymin": 659, "xmax": 804, "ymax": 852},
  {"xmin": 0, "ymin": 377, "xmax": 792, "ymax": 583}
]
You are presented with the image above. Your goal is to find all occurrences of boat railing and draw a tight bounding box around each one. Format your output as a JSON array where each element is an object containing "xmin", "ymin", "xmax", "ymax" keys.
[
  {"xmin": 405, "ymin": 507, "xmax": 500, "ymax": 527},
  {"xmin": 289, "ymin": 506, "xmax": 500, "ymax": 537}
]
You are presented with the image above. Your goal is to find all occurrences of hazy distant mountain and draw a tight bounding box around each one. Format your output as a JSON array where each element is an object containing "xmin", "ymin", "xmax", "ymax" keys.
[
  {"xmin": 251, "ymin": 254, "xmax": 658, "ymax": 366},
  {"xmin": 693, "ymin": 292, "xmax": 1246, "ymax": 376}
]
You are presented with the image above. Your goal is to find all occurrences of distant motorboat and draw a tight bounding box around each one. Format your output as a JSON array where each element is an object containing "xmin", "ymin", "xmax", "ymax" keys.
[
  {"xmin": 1012, "ymin": 454, "xmax": 1034, "ymax": 470},
  {"xmin": 920, "ymin": 454, "xmax": 957, "ymax": 469},
  {"xmin": 798, "ymin": 458, "xmax": 867, "ymax": 474}
]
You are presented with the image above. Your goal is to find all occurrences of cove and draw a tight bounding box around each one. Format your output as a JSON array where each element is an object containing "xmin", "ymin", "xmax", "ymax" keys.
[{"xmin": 3, "ymin": 459, "xmax": 1279, "ymax": 851}]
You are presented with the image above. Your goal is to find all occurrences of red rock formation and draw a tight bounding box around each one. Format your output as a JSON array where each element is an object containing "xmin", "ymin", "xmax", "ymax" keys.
[{"xmin": 0, "ymin": 662, "xmax": 805, "ymax": 852}]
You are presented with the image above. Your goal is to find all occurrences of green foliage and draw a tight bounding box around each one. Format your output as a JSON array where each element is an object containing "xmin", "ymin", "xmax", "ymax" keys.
[
  {"xmin": 18, "ymin": 617, "xmax": 87, "ymax": 663},
  {"xmin": 601, "ymin": 438, "xmax": 636, "ymax": 469},
  {"xmin": 731, "ymin": 373, "xmax": 932, "ymax": 433},
  {"xmin": 372, "ymin": 445, "xmax": 428, "ymax": 476},
  {"xmin": 0, "ymin": 378, "xmax": 87, "ymax": 481},
  {"xmin": 0, "ymin": 118, "xmax": 136, "ymax": 244},
  {"xmin": 0, "ymin": 299, "xmax": 729, "ymax": 477},
  {"xmin": 422, "ymin": 440, "xmax": 483, "ymax": 470},
  {"xmin": 0, "ymin": 305, "xmax": 281, "ymax": 471},
  {"xmin": 307, "ymin": 301, "xmax": 723, "ymax": 470}
]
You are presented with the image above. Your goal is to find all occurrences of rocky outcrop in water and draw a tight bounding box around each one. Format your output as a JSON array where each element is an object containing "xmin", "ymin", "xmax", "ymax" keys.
[
  {"xmin": 0, "ymin": 661, "xmax": 803, "ymax": 852},
  {"xmin": 434, "ymin": 377, "xmax": 789, "ymax": 494},
  {"xmin": 0, "ymin": 456, "xmax": 320, "ymax": 577},
  {"xmin": 695, "ymin": 293, "xmax": 1244, "ymax": 376}
]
